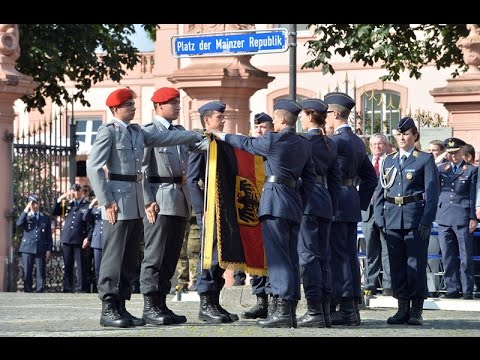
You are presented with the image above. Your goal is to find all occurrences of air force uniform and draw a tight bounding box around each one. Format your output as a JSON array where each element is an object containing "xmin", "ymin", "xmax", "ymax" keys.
[
  {"xmin": 16, "ymin": 195, "xmax": 53, "ymax": 293},
  {"xmin": 83, "ymin": 205, "xmax": 104, "ymax": 286},
  {"xmin": 435, "ymin": 138, "xmax": 477, "ymax": 298}
]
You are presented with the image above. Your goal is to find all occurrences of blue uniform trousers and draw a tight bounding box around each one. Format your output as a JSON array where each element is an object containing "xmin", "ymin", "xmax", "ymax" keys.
[{"xmin": 22, "ymin": 253, "xmax": 46, "ymax": 293}]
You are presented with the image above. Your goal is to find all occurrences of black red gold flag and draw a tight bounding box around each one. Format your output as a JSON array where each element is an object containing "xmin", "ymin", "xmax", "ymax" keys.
[{"xmin": 202, "ymin": 138, "xmax": 267, "ymax": 276}]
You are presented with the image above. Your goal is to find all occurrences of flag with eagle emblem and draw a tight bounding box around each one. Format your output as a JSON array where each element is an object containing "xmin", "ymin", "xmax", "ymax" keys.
[{"xmin": 203, "ymin": 138, "xmax": 267, "ymax": 276}]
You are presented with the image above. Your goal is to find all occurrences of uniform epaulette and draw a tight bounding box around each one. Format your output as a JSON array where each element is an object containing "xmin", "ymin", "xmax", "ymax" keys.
[
  {"xmin": 297, "ymin": 133, "xmax": 308, "ymax": 139},
  {"xmin": 391, "ymin": 151, "xmax": 399, "ymax": 159},
  {"xmin": 174, "ymin": 124, "xmax": 185, "ymax": 130},
  {"xmin": 106, "ymin": 122, "xmax": 115, "ymax": 127},
  {"xmin": 130, "ymin": 123, "xmax": 141, "ymax": 129},
  {"xmin": 144, "ymin": 123, "xmax": 154, "ymax": 128}
]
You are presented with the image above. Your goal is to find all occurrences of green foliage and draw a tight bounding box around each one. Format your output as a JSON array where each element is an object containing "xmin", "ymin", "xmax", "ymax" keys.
[
  {"xmin": 17, "ymin": 24, "xmax": 141, "ymax": 113},
  {"xmin": 303, "ymin": 24, "xmax": 469, "ymax": 81}
]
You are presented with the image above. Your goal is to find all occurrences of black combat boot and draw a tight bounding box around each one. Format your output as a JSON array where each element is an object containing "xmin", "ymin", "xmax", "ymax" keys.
[
  {"xmin": 118, "ymin": 299, "xmax": 146, "ymax": 326},
  {"xmin": 407, "ymin": 298, "xmax": 424, "ymax": 326},
  {"xmin": 297, "ymin": 298, "xmax": 325, "ymax": 328},
  {"xmin": 211, "ymin": 290, "xmax": 239, "ymax": 322},
  {"xmin": 331, "ymin": 297, "xmax": 359, "ymax": 326},
  {"xmin": 100, "ymin": 299, "xmax": 134, "ymax": 328},
  {"xmin": 241, "ymin": 293, "xmax": 268, "ymax": 319},
  {"xmin": 143, "ymin": 293, "xmax": 173, "ymax": 325},
  {"xmin": 198, "ymin": 292, "xmax": 229, "ymax": 324},
  {"xmin": 387, "ymin": 299, "xmax": 410, "ymax": 325},
  {"xmin": 257, "ymin": 298, "xmax": 295, "ymax": 328},
  {"xmin": 354, "ymin": 299, "xmax": 362, "ymax": 325},
  {"xmin": 322, "ymin": 296, "xmax": 332, "ymax": 328},
  {"xmin": 157, "ymin": 293, "xmax": 187, "ymax": 324}
]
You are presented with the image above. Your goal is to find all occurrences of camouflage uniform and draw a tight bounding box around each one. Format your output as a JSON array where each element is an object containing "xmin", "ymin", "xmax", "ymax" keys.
[{"xmin": 176, "ymin": 212, "xmax": 201, "ymax": 290}]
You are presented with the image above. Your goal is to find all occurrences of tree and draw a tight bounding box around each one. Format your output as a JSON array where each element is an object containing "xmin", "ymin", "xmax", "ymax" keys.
[
  {"xmin": 302, "ymin": 24, "xmax": 470, "ymax": 81},
  {"xmin": 17, "ymin": 24, "xmax": 143, "ymax": 112}
]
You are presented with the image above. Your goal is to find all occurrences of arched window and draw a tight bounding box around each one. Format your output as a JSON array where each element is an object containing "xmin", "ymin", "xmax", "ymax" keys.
[{"xmin": 360, "ymin": 90, "xmax": 401, "ymax": 136}]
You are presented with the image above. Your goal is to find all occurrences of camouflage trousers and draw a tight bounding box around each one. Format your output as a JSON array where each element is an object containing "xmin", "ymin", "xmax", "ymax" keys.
[{"xmin": 176, "ymin": 214, "xmax": 201, "ymax": 289}]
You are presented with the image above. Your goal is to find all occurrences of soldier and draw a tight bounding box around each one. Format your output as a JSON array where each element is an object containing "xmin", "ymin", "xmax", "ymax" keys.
[
  {"xmin": 210, "ymin": 99, "xmax": 316, "ymax": 328},
  {"xmin": 241, "ymin": 112, "xmax": 274, "ymax": 320},
  {"xmin": 436, "ymin": 138, "xmax": 477, "ymax": 300},
  {"xmin": 296, "ymin": 99, "xmax": 341, "ymax": 328},
  {"xmin": 139, "ymin": 87, "xmax": 207, "ymax": 326},
  {"xmin": 374, "ymin": 117, "xmax": 440, "ymax": 325},
  {"xmin": 86, "ymin": 88, "xmax": 203, "ymax": 328},
  {"xmin": 16, "ymin": 194, "xmax": 53, "ymax": 293},
  {"xmin": 52, "ymin": 183, "xmax": 90, "ymax": 293},
  {"xmin": 324, "ymin": 92, "xmax": 377, "ymax": 326},
  {"xmin": 187, "ymin": 101, "xmax": 239, "ymax": 324},
  {"xmin": 83, "ymin": 196, "xmax": 103, "ymax": 289}
]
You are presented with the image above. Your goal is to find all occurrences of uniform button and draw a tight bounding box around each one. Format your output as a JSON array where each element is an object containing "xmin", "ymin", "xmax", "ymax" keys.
[
  {"xmin": 398, "ymin": 194, "xmax": 401, "ymax": 196},
  {"xmin": 122, "ymin": 145, "xmax": 125, "ymax": 148},
  {"xmin": 136, "ymin": 159, "xmax": 139, "ymax": 162},
  {"xmin": 451, "ymin": 183, "xmax": 454, "ymax": 186},
  {"xmin": 118, "ymin": 189, "xmax": 121, "ymax": 192},
  {"xmin": 71, "ymin": 226, "xmax": 74, "ymax": 229},
  {"xmin": 134, "ymin": 148, "xmax": 137, "ymax": 151}
]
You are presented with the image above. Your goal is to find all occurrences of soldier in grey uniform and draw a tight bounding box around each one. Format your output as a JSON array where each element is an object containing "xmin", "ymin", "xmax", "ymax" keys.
[
  {"xmin": 16, "ymin": 194, "xmax": 53, "ymax": 293},
  {"xmin": 140, "ymin": 87, "xmax": 207, "ymax": 325},
  {"xmin": 86, "ymin": 88, "xmax": 203, "ymax": 328}
]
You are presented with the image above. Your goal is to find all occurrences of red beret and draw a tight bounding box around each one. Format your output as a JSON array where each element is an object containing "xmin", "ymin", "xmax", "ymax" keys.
[
  {"xmin": 106, "ymin": 88, "xmax": 133, "ymax": 107},
  {"xmin": 151, "ymin": 87, "xmax": 180, "ymax": 103}
]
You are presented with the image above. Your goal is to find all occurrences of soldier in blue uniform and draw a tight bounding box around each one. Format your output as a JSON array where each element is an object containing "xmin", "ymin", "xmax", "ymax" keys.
[
  {"xmin": 187, "ymin": 101, "xmax": 239, "ymax": 324},
  {"xmin": 436, "ymin": 137, "xmax": 477, "ymax": 300},
  {"xmin": 211, "ymin": 99, "xmax": 316, "ymax": 328},
  {"xmin": 324, "ymin": 92, "xmax": 377, "ymax": 326},
  {"xmin": 296, "ymin": 98, "xmax": 341, "ymax": 328},
  {"xmin": 16, "ymin": 194, "xmax": 53, "ymax": 293},
  {"xmin": 83, "ymin": 196, "xmax": 103, "ymax": 289},
  {"xmin": 241, "ymin": 112, "xmax": 274, "ymax": 320},
  {"xmin": 52, "ymin": 183, "xmax": 90, "ymax": 293},
  {"xmin": 86, "ymin": 88, "xmax": 203, "ymax": 328},
  {"xmin": 374, "ymin": 117, "xmax": 440, "ymax": 325}
]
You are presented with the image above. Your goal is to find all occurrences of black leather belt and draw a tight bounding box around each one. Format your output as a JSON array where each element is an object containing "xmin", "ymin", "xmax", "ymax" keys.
[
  {"xmin": 342, "ymin": 178, "xmax": 354, "ymax": 186},
  {"xmin": 385, "ymin": 193, "xmax": 424, "ymax": 205},
  {"xmin": 316, "ymin": 175, "xmax": 327, "ymax": 186},
  {"xmin": 148, "ymin": 176, "xmax": 185, "ymax": 184},
  {"xmin": 264, "ymin": 175, "xmax": 297, "ymax": 188},
  {"xmin": 108, "ymin": 173, "xmax": 143, "ymax": 182}
]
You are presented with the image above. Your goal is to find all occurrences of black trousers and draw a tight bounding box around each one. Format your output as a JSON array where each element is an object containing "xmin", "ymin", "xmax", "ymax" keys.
[
  {"xmin": 140, "ymin": 215, "xmax": 187, "ymax": 295},
  {"xmin": 97, "ymin": 219, "xmax": 143, "ymax": 301}
]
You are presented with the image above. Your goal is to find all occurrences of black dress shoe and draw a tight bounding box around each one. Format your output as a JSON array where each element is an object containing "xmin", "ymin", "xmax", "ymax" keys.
[
  {"xmin": 440, "ymin": 292, "xmax": 462, "ymax": 299},
  {"xmin": 462, "ymin": 294, "xmax": 474, "ymax": 300}
]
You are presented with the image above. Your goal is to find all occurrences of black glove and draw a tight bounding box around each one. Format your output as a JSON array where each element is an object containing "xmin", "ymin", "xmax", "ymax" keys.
[{"xmin": 418, "ymin": 224, "xmax": 431, "ymax": 242}]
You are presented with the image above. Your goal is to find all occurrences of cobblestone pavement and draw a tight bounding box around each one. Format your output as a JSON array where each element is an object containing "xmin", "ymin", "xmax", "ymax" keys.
[{"xmin": 0, "ymin": 292, "xmax": 479, "ymax": 338}]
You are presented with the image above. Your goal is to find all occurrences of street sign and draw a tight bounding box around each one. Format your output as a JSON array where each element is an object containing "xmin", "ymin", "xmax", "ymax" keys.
[{"xmin": 171, "ymin": 28, "xmax": 289, "ymax": 58}]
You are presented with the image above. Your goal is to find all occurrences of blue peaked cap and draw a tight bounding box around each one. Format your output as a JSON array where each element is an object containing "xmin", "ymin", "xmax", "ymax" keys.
[
  {"xmin": 28, "ymin": 194, "xmax": 39, "ymax": 202},
  {"xmin": 273, "ymin": 99, "xmax": 302, "ymax": 116},
  {"xmin": 254, "ymin": 112, "xmax": 273, "ymax": 124},
  {"xmin": 300, "ymin": 98, "xmax": 329, "ymax": 113},
  {"xmin": 198, "ymin": 101, "xmax": 226, "ymax": 114},
  {"xmin": 397, "ymin": 117, "xmax": 416, "ymax": 133},
  {"xmin": 324, "ymin": 92, "xmax": 355, "ymax": 110}
]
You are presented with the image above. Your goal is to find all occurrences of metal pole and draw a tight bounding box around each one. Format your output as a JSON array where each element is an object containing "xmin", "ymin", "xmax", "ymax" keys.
[
  {"xmin": 289, "ymin": 24, "xmax": 297, "ymax": 101},
  {"xmin": 69, "ymin": 101, "xmax": 77, "ymax": 186}
]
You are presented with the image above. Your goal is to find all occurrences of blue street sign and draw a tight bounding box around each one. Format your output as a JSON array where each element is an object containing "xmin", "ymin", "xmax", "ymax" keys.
[{"xmin": 171, "ymin": 28, "xmax": 289, "ymax": 58}]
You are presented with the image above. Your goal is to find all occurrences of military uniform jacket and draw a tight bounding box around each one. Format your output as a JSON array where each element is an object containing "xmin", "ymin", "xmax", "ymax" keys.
[
  {"xmin": 329, "ymin": 127, "xmax": 377, "ymax": 222},
  {"xmin": 86, "ymin": 119, "xmax": 202, "ymax": 221},
  {"xmin": 16, "ymin": 211, "xmax": 53, "ymax": 255},
  {"xmin": 435, "ymin": 161, "xmax": 478, "ymax": 227},
  {"xmin": 187, "ymin": 152, "xmax": 207, "ymax": 215},
  {"xmin": 374, "ymin": 149, "xmax": 440, "ymax": 230},
  {"xmin": 361, "ymin": 154, "xmax": 385, "ymax": 223},
  {"xmin": 52, "ymin": 199, "xmax": 90, "ymax": 245},
  {"xmin": 83, "ymin": 206, "xmax": 103, "ymax": 250},
  {"xmin": 142, "ymin": 119, "xmax": 207, "ymax": 217},
  {"xmin": 303, "ymin": 129, "xmax": 341, "ymax": 220},
  {"xmin": 225, "ymin": 127, "xmax": 316, "ymax": 224}
]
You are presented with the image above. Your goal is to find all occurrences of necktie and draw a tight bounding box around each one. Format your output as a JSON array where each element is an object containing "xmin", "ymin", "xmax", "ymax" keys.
[
  {"xmin": 168, "ymin": 124, "xmax": 174, "ymax": 131},
  {"xmin": 126, "ymin": 125, "xmax": 133, "ymax": 136},
  {"xmin": 35, "ymin": 213, "xmax": 39, "ymax": 221},
  {"xmin": 374, "ymin": 157, "xmax": 380, "ymax": 176},
  {"xmin": 453, "ymin": 165, "xmax": 457, "ymax": 173},
  {"xmin": 400, "ymin": 155, "xmax": 407, "ymax": 166}
]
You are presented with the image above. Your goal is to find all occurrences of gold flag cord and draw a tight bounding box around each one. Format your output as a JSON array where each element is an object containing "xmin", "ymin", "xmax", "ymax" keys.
[{"xmin": 202, "ymin": 138, "xmax": 218, "ymax": 269}]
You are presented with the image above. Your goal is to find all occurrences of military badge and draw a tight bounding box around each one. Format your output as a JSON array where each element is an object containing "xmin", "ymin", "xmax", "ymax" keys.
[
  {"xmin": 462, "ymin": 164, "xmax": 467, "ymax": 171},
  {"xmin": 406, "ymin": 172, "xmax": 413, "ymax": 180},
  {"xmin": 413, "ymin": 150, "xmax": 418, "ymax": 158},
  {"xmin": 448, "ymin": 140, "xmax": 455, "ymax": 147}
]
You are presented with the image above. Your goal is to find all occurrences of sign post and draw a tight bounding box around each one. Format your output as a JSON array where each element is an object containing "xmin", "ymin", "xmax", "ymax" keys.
[{"xmin": 171, "ymin": 28, "xmax": 289, "ymax": 58}]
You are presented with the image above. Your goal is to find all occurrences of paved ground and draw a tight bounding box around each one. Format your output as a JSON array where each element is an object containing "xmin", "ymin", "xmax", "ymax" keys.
[{"xmin": 0, "ymin": 289, "xmax": 479, "ymax": 338}]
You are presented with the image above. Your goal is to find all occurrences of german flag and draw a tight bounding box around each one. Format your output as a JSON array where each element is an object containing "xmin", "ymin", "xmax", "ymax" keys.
[{"xmin": 203, "ymin": 138, "xmax": 267, "ymax": 276}]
